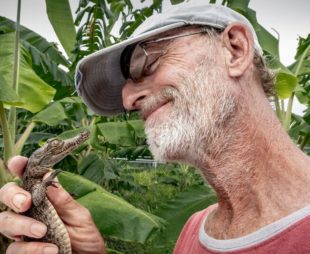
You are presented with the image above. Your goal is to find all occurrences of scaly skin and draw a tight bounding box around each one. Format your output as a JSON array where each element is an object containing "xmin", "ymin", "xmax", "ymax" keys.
[{"xmin": 21, "ymin": 131, "xmax": 90, "ymax": 254}]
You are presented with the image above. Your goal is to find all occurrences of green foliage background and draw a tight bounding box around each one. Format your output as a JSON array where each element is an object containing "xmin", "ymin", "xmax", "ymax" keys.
[{"xmin": 0, "ymin": 0, "xmax": 310, "ymax": 253}]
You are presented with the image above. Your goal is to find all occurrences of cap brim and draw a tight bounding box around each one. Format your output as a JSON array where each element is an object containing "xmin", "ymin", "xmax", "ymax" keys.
[{"xmin": 75, "ymin": 22, "xmax": 186, "ymax": 116}]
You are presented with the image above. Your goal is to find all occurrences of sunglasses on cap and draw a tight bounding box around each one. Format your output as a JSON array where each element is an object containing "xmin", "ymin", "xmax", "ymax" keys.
[{"xmin": 121, "ymin": 28, "xmax": 209, "ymax": 82}]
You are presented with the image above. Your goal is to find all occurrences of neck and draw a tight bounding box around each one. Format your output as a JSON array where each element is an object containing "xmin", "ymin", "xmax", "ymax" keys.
[{"xmin": 192, "ymin": 86, "xmax": 310, "ymax": 239}]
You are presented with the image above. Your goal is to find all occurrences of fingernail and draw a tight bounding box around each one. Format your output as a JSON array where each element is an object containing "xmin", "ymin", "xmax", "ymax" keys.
[
  {"xmin": 12, "ymin": 193, "xmax": 27, "ymax": 209},
  {"xmin": 30, "ymin": 223, "xmax": 47, "ymax": 237},
  {"xmin": 43, "ymin": 246, "xmax": 59, "ymax": 254}
]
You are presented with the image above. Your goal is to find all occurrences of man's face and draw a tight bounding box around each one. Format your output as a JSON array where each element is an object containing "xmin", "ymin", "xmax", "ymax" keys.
[{"xmin": 122, "ymin": 28, "xmax": 238, "ymax": 163}]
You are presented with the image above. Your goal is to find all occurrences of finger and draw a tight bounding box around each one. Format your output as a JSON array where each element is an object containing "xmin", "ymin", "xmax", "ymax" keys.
[
  {"xmin": 0, "ymin": 211, "xmax": 47, "ymax": 240},
  {"xmin": 46, "ymin": 184, "xmax": 90, "ymax": 222},
  {"xmin": 7, "ymin": 156, "xmax": 28, "ymax": 178},
  {"xmin": 0, "ymin": 182, "xmax": 31, "ymax": 212},
  {"xmin": 6, "ymin": 241, "xmax": 58, "ymax": 254},
  {"xmin": 46, "ymin": 183, "xmax": 81, "ymax": 211}
]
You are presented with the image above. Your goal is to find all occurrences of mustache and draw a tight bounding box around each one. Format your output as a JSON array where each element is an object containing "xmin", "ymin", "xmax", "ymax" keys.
[{"xmin": 140, "ymin": 87, "xmax": 178, "ymax": 119}]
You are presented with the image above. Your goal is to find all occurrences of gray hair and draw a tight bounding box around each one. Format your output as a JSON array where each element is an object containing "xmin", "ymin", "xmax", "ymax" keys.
[
  {"xmin": 253, "ymin": 50, "xmax": 276, "ymax": 97},
  {"xmin": 201, "ymin": 26, "xmax": 276, "ymax": 97}
]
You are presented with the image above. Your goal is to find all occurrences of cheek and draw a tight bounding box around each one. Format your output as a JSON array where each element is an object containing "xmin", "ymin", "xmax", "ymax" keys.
[{"xmin": 147, "ymin": 63, "xmax": 184, "ymax": 91}]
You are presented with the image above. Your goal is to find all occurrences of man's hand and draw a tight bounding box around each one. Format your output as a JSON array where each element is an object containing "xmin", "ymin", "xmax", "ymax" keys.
[{"xmin": 0, "ymin": 156, "xmax": 106, "ymax": 254}]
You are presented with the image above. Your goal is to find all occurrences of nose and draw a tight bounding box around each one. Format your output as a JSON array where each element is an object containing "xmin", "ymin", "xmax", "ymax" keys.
[{"xmin": 122, "ymin": 79, "xmax": 151, "ymax": 111}]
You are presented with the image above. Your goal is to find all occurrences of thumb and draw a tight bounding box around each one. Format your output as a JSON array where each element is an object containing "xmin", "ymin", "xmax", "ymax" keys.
[{"xmin": 46, "ymin": 183, "xmax": 83, "ymax": 221}]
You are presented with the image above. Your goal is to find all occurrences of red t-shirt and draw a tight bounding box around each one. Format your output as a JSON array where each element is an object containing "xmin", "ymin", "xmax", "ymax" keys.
[{"xmin": 174, "ymin": 204, "xmax": 310, "ymax": 253}]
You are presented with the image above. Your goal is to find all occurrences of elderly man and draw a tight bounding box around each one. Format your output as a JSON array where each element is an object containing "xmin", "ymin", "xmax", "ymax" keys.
[{"xmin": 1, "ymin": 1, "xmax": 310, "ymax": 254}]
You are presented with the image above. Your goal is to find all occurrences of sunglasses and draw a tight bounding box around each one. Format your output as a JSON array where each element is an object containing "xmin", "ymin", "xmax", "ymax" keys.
[{"xmin": 121, "ymin": 28, "xmax": 209, "ymax": 81}]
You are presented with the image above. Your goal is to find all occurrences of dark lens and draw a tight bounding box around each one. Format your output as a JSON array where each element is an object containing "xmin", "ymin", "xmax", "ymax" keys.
[
  {"xmin": 129, "ymin": 44, "xmax": 147, "ymax": 81},
  {"xmin": 120, "ymin": 43, "xmax": 137, "ymax": 79}
]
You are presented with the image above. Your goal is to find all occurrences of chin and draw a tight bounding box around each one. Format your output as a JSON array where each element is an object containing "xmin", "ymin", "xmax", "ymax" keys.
[
  {"xmin": 149, "ymin": 142, "xmax": 192, "ymax": 164},
  {"xmin": 145, "ymin": 117, "xmax": 195, "ymax": 163}
]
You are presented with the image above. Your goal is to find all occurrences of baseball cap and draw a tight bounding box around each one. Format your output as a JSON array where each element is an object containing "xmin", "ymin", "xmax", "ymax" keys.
[{"xmin": 75, "ymin": 1, "xmax": 262, "ymax": 116}]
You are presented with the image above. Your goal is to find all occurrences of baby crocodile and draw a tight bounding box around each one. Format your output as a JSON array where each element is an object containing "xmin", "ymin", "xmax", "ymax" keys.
[{"xmin": 22, "ymin": 131, "xmax": 90, "ymax": 254}]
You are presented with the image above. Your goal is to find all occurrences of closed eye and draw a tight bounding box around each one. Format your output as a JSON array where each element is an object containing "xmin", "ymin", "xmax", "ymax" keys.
[{"xmin": 144, "ymin": 51, "xmax": 164, "ymax": 76}]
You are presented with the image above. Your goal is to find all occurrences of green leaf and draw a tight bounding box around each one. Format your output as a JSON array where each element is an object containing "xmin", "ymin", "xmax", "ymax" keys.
[
  {"xmin": 18, "ymin": 132, "xmax": 54, "ymax": 146},
  {"xmin": 0, "ymin": 33, "xmax": 55, "ymax": 112},
  {"xmin": 227, "ymin": 0, "xmax": 250, "ymax": 11},
  {"xmin": 290, "ymin": 34, "xmax": 310, "ymax": 76},
  {"xmin": 0, "ymin": 75, "xmax": 20, "ymax": 104},
  {"xmin": 74, "ymin": 6, "xmax": 92, "ymax": 26},
  {"xmin": 304, "ymin": 111, "xmax": 310, "ymax": 125},
  {"xmin": 32, "ymin": 101, "xmax": 67, "ymax": 126},
  {"xmin": 0, "ymin": 16, "xmax": 73, "ymax": 96},
  {"xmin": 57, "ymin": 128, "xmax": 91, "ymax": 140},
  {"xmin": 128, "ymin": 120, "xmax": 145, "ymax": 138},
  {"xmin": 24, "ymin": 41, "xmax": 73, "ymax": 88},
  {"xmin": 58, "ymin": 96, "xmax": 83, "ymax": 104},
  {"xmin": 0, "ymin": 16, "xmax": 69, "ymax": 66},
  {"xmin": 294, "ymin": 83, "xmax": 309, "ymax": 105},
  {"xmin": 32, "ymin": 97, "xmax": 85, "ymax": 126},
  {"xmin": 77, "ymin": 153, "xmax": 119, "ymax": 183},
  {"xmin": 235, "ymin": 8, "xmax": 279, "ymax": 58},
  {"xmin": 59, "ymin": 171, "xmax": 166, "ymax": 243},
  {"xmin": 275, "ymin": 72, "xmax": 298, "ymax": 99},
  {"xmin": 170, "ymin": 0, "xmax": 185, "ymax": 5},
  {"xmin": 97, "ymin": 121, "xmax": 136, "ymax": 146},
  {"xmin": 110, "ymin": 1, "xmax": 125, "ymax": 14},
  {"xmin": 45, "ymin": 0, "xmax": 76, "ymax": 57},
  {"xmin": 264, "ymin": 51, "xmax": 291, "ymax": 74},
  {"xmin": 154, "ymin": 185, "xmax": 216, "ymax": 242},
  {"xmin": 295, "ymin": 34, "xmax": 310, "ymax": 60},
  {"xmin": 107, "ymin": 249, "xmax": 124, "ymax": 254}
]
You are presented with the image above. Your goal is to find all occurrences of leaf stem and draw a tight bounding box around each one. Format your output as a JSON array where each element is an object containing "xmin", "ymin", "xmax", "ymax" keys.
[
  {"xmin": 300, "ymin": 134, "xmax": 310, "ymax": 151},
  {"xmin": 280, "ymin": 99, "xmax": 285, "ymax": 123},
  {"xmin": 0, "ymin": 103, "xmax": 13, "ymax": 162},
  {"xmin": 283, "ymin": 94, "xmax": 294, "ymax": 130},
  {"xmin": 274, "ymin": 95, "xmax": 282, "ymax": 122},
  {"xmin": 294, "ymin": 43, "xmax": 310, "ymax": 77},
  {"xmin": 283, "ymin": 38, "xmax": 310, "ymax": 131},
  {"xmin": 14, "ymin": 122, "xmax": 36, "ymax": 155},
  {"xmin": 8, "ymin": 0, "xmax": 22, "ymax": 145},
  {"xmin": 8, "ymin": 109, "xmax": 16, "ymax": 144},
  {"xmin": 12, "ymin": 0, "xmax": 21, "ymax": 91},
  {"xmin": 0, "ymin": 157, "xmax": 13, "ymax": 186},
  {"xmin": 0, "ymin": 104, "xmax": 13, "ymax": 186}
]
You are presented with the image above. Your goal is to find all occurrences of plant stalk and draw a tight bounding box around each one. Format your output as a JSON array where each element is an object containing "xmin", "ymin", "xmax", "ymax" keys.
[
  {"xmin": 14, "ymin": 122, "xmax": 36, "ymax": 155},
  {"xmin": 300, "ymin": 134, "xmax": 310, "ymax": 151},
  {"xmin": 0, "ymin": 103, "xmax": 13, "ymax": 163},
  {"xmin": 8, "ymin": 109, "xmax": 16, "ymax": 144},
  {"xmin": 8, "ymin": 0, "xmax": 22, "ymax": 144},
  {"xmin": 283, "ymin": 38, "xmax": 310, "ymax": 131},
  {"xmin": 274, "ymin": 95, "xmax": 282, "ymax": 122},
  {"xmin": 12, "ymin": 0, "xmax": 21, "ymax": 92},
  {"xmin": 283, "ymin": 93, "xmax": 294, "ymax": 131},
  {"xmin": 0, "ymin": 103, "xmax": 13, "ymax": 186}
]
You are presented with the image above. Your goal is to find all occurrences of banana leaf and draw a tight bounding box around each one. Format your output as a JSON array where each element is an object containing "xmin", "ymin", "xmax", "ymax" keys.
[
  {"xmin": 45, "ymin": 0, "xmax": 76, "ymax": 57},
  {"xmin": 154, "ymin": 185, "xmax": 217, "ymax": 242},
  {"xmin": 59, "ymin": 171, "xmax": 166, "ymax": 243},
  {"xmin": 0, "ymin": 32, "xmax": 55, "ymax": 112}
]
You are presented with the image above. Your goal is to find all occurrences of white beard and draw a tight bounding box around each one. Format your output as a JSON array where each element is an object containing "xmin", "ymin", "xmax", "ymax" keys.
[
  {"xmin": 144, "ymin": 63, "xmax": 237, "ymax": 163},
  {"xmin": 145, "ymin": 105, "xmax": 197, "ymax": 162}
]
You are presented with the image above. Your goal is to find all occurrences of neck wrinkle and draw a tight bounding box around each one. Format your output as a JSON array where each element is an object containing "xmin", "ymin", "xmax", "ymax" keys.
[{"xmin": 189, "ymin": 96, "xmax": 310, "ymax": 239}]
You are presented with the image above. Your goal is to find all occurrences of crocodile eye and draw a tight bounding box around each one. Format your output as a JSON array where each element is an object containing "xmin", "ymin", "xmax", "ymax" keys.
[
  {"xmin": 51, "ymin": 140, "xmax": 60, "ymax": 146},
  {"xmin": 47, "ymin": 138, "xmax": 62, "ymax": 147}
]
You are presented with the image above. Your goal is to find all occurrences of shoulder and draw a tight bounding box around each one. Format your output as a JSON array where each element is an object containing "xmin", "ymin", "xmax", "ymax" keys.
[
  {"xmin": 186, "ymin": 204, "xmax": 218, "ymax": 229},
  {"xmin": 173, "ymin": 204, "xmax": 218, "ymax": 254}
]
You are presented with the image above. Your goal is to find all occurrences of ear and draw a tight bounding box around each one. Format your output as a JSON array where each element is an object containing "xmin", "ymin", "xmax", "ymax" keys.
[{"xmin": 221, "ymin": 22, "xmax": 254, "ymax": 77}]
